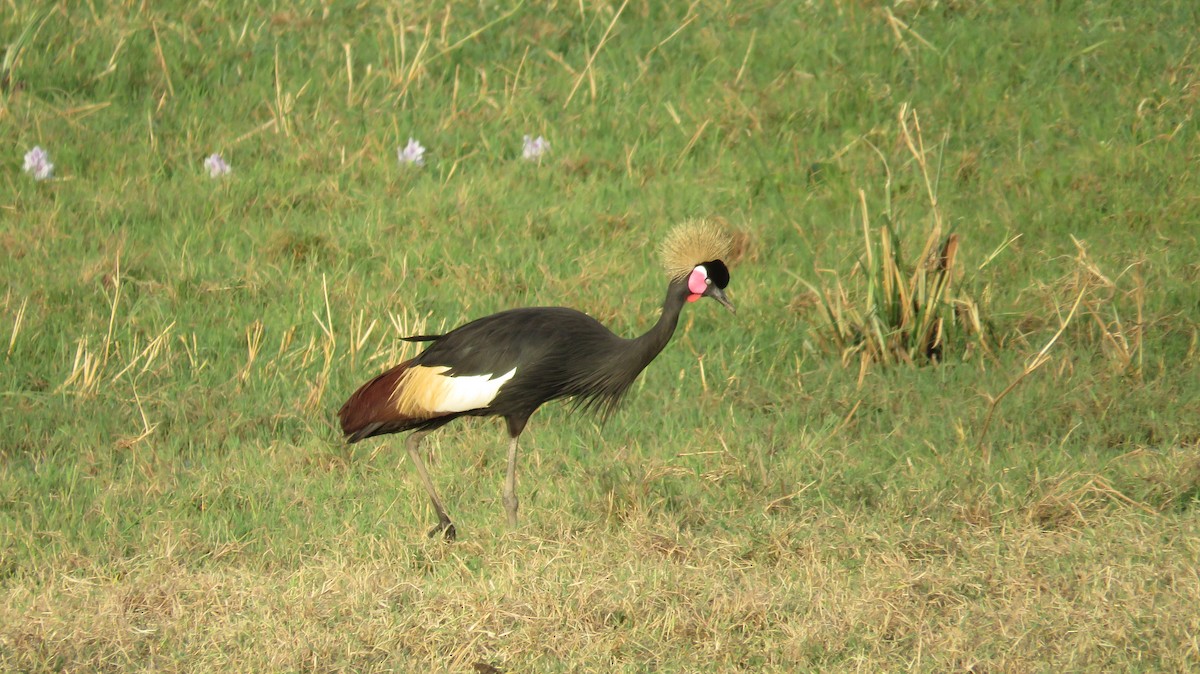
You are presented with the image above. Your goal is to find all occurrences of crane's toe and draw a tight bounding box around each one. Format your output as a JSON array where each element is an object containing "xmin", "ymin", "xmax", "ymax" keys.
[{"xmin": 427, "ymin": 521, "xmax": 457, "ymax": 541}]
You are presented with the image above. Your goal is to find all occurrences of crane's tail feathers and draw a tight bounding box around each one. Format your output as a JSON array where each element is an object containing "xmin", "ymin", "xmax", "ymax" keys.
[{"xmin": 401, "ymin": 334, "xmax": 442, "ymax": 342}]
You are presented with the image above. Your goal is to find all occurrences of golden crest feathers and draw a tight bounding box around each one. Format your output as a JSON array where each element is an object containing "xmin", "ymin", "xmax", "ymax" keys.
[{"xmin": 659, "ymin": 219, "xmax": 733, "ymax": 280}]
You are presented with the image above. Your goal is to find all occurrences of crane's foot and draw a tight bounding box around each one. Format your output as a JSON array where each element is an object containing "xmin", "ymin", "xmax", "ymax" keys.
[{"xmin": 427, "ymin": 521, "xmax": 456, "ymax": 541}]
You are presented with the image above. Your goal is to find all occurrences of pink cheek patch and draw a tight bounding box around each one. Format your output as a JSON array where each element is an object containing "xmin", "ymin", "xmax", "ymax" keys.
[{"xmin": 687, "ymin": 268, "xmax": 708, "ymax": 295}]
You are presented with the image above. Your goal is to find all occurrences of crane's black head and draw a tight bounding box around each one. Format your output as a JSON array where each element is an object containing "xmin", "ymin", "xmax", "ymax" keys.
[
  {"xmin": 685, "ymin": 259, "xmax": 734, "ymax": 313},
  {"xmin": 661, "ymin": 219, "xmax": 735, "ymax": 314}
]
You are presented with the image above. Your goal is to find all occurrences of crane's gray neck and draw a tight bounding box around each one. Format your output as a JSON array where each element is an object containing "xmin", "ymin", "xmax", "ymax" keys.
[
  {"xmin": 570, "ymin": 278, "xmax": 692, "ymax": 418},
  {"xmin": 629, "ymin": 278, "xmax": 690, "ymax": 367}
]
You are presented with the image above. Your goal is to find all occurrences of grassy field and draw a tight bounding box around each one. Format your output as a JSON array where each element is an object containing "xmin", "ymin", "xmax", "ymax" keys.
[{"xmin": 3, "ymin": 0, "xmax": 1200, "ymax": 670}]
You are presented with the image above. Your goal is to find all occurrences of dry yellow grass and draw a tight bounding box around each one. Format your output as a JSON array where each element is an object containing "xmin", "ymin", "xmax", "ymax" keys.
[{"xmin": 5, "ymin": 495, "xmax": 1198, "ymax": 672}]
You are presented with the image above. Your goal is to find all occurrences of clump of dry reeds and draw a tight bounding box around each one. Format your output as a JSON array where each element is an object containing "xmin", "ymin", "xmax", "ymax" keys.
[{"xmin": 808, "ymin": 105, "xmax": 988, "ymax": 370}]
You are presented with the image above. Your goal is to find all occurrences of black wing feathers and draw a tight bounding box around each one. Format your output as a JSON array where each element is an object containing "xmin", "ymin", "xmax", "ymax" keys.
[{"xmin": 415, "ymin": 307, "xmax": 642, "ymax": 417}]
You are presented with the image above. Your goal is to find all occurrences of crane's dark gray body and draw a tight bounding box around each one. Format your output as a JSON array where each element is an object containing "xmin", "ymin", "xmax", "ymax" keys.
[{"xmin": 338, "ymin": 258, "xmax": 732, "ymax": 540}]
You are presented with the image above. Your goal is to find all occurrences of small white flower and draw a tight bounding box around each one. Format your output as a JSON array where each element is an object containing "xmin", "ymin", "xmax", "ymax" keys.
[
  {"xmin": 398, "ymin": 138, "xmax": 426, "ymax": 167},
  {"xmin": 23, "ymin": 146, "xmax": 53, "ymax": 181},
  {"xmin": 522, "ymin": 135, "xmax": 550, "ymax": 162},
  {"xmin": 204, "ymin": 153, "xmax": 231, "ymax": 178}
]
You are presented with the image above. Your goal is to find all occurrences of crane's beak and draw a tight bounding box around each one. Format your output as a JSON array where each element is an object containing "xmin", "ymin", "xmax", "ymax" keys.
[{"xmin": 707, "ymin": 286, "xmax": 736, "ymax": 314}]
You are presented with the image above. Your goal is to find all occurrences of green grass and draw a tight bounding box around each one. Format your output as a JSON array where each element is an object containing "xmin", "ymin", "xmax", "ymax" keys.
[{"xmin": 3, "ymin": 0, "xmax": 1200, "ymax": 670}]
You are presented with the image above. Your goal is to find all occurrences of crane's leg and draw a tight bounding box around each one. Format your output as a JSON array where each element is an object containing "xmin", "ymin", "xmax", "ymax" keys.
[
  {"xmin": 501, "ymin": 417, "xmax": 529, "ymax": 530},
  {"xmin": 502, "ymin": 434, "xmax": 520, "ymax": 528},
  {"xmin": 405, "ymin": 430, "xmax": 456, "ymax": 540}
]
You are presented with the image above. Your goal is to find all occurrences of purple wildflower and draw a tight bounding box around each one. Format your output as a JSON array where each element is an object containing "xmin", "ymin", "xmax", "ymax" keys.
[
  {"xmin": 398, "ymin": 138, "xmax": 426, "ymax": 167},
  {"xmin": 204, "ymin": 153, "xmax": 231, "ymax": 178},
  {"xmin": 522, "ymin": 135, "xmax": 550, "ymax": 162},
  {"xmin": 23, "ymin": 146, "xmax": 53, "ymax": 180}
]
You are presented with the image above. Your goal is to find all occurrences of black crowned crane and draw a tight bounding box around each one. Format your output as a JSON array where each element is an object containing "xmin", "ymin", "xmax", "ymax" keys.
[{"xmin": 338, "ymin": 220, "xmax": 735, "ymax": 539}]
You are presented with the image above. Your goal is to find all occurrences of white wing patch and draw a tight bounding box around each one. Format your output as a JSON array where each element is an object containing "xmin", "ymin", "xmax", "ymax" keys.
[
  {"xmin": 434, "ymin": 367, "xmax": 516, "ymax": 412},
  {"xmin": 391, "ymin": 365, "xmax": 516, "ymax": 417}
]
